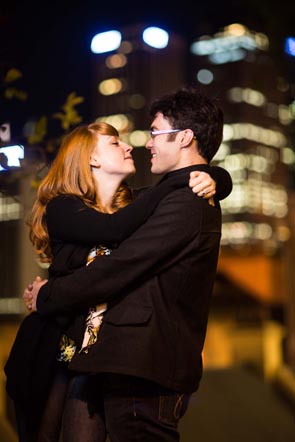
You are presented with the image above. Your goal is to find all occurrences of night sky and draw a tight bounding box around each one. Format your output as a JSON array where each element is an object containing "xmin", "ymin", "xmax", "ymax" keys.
[{"xmin": 1, "ymin": 0, "xmax": 294, "ymax": 127}]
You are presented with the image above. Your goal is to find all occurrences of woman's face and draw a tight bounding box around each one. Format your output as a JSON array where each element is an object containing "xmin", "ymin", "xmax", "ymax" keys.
[{"xmin": 90, "ymin": 134, "xmax": 136, "ymax": 179}]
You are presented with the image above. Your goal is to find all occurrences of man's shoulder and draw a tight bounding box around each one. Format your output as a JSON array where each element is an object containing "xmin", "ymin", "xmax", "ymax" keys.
[
  {"xmin": 156, "ymin": 186, "xmax": 221, "ymax": 229},
  {"xmin": 156, "ymin": 185, "xmax": 216, "ymax": 215}
]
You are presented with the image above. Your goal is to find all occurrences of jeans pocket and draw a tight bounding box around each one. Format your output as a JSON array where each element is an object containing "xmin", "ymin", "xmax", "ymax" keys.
[{"xmin": 158, "ymin": 393, "xmax": 190, "ymax": 427}]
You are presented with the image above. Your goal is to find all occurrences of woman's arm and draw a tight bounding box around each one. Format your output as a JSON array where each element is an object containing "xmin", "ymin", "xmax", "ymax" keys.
[
  {"xmin": 189, "ymin": 166, "xmax": 232, "ymax": 201},
  {"xmin": 209, "ymin": 166, "xmax": 232, "ymax": 200},
  {"xmin": 46, "ymin": 166, "xmax": 224, "ymax": 247},
  {"xmin": 46, "ymin": 175, "xmax": 187, "ymax": 246}
]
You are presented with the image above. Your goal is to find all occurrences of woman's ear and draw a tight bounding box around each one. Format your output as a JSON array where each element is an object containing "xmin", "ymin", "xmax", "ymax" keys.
[{"xmin": 90, "ymin": 156, "xmax": 100, "ymax": 168}]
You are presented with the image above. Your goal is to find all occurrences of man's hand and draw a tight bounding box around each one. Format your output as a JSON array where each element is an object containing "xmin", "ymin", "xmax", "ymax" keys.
[
  {"xmin": 189, "ymin": 171, "xmax": 215, "ymax": 206},
  {"xmin": 23, "ymin": 276, "xmax": 48, "ymax": 313}
]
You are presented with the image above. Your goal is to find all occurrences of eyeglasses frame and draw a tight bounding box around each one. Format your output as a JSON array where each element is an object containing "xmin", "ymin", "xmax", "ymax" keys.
[{"xmin": 149, "ymin": 129, "xmax": 182, "ymax": 139}]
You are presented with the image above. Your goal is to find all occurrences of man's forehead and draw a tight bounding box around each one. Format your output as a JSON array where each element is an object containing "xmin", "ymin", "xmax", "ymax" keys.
[{"xmin": 151, "ymin": 112, "xmax": 170, "ymax": 128}]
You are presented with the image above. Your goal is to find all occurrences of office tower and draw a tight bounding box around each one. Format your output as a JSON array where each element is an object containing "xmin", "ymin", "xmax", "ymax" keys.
[{"xmin": 189, "ymin": 23, "xmax": 295, "ymax": 305}]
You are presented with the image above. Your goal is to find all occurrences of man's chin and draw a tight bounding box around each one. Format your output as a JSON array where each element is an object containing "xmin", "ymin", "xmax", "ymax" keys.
[{"xmin": 150, "ymin": 165, "xmax": 162, "ymax": 175}]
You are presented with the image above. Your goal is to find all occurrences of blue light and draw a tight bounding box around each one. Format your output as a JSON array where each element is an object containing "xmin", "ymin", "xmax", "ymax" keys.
[
  {"xmin": 142, "ymin": 27, "xmax": 169, "ymax": 49},
  {"xmin": 90, "ymin": 30, "xmax": 122, "ymax": 54},
  {"xmin": 285, "ymin": 37, "xmax": 295, "ymax": 57}
]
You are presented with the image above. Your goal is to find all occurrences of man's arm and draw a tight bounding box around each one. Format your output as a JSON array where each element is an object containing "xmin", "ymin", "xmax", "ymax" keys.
[{"xmin": 35, "ymin": 188, "xmax": 219, "ymax": 316}]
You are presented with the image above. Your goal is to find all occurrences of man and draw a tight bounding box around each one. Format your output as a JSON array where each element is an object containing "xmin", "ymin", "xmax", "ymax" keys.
[{"xmin": 24, "ymin": 87, "xmax": 230, "ymax": 441}]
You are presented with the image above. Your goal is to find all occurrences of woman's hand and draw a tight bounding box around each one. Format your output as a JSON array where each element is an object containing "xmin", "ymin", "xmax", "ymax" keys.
[
  {"xmin": 189, "ymin": 171, "xmax": 216, "ymax": 206},
  {"xmin": 23, "ymin": 276, "xmax": 48, "ymax": 312}
]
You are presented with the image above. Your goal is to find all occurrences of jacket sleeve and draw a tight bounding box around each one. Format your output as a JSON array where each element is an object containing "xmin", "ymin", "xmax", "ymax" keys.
[
  {"xmin": 209, "ymin": 166, "xmax": 232, "ymax": 200},
  {"xmin": 46, "ymin": 166, "xmax": 230, "ymax": 247},
  {"xmin": 46, "ymin": 174, "xmax": 187, "ymax": 246},
  {"xmin": 37, "ymin": 189, "xmax": 218, "ymax": 316}
]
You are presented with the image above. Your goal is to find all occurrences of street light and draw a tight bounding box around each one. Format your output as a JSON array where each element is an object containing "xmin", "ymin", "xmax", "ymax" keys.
[
  {"xmin": 285, "ymin": 37, "xmax": 295, "ymax": 57},
  {"xmin": 142, "ymin": 27, "xmax": 169, "ymax": 49},
  {"xmin": 90, "ymin": 30, "xmax": 122, "ymax": 54}
]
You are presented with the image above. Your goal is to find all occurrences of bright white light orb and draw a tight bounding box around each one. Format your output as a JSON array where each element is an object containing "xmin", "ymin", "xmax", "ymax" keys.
[
  {"xmin": 197, "ymin": 69, "xmax": 214, "ymax": 84},
  {"xmin": 142, "ymin": 27, "xmax": 169, "ymax": 49},
  {"xmin": 91, "ymin": 30, "xmax": 122, "ymax": 54}
]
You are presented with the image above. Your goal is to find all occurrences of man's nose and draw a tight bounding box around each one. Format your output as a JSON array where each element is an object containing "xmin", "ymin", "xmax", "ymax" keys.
[{"xmin": 145, "ymin": 138, "xmax": 152, "ymax": 149}]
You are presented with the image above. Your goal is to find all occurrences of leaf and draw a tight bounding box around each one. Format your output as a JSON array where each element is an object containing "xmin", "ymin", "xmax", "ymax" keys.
[
  {"xmin": 27, "ymin": 116, "xmax": 48, "ymax": 144},
  {"xmin": 4, "ymin": 87, "xmax": 28, "ymax": 101},
  {"xmin": 53, "ymin": 112, "xmax": 64, "ymax": 121},
  {"xmin": 4, "ymin": 68, "xmax": 23, "ymax": 83},
  {"xmin": 30, "ymin": 178, "xmax": 42, "ymax": 189},
  {"xmin": 14, "ymin": 89, "xmax": 28, "ymax": 101},
  {"xmin": 4, "ymin": 88, "xmax": 15, "ymax": 99},
  {"xmin": 53, "ymin": 92, "xmax": 84, "ymax": 131}
]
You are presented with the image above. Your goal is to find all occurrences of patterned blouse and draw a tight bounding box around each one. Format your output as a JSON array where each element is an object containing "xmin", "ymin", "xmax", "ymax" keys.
[{"xmin": 56, "ymin": 245, "xmax": 112, "ymax": 363}]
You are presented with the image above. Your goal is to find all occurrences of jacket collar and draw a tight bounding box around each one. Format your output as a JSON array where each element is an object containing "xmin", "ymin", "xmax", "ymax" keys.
[{"xmin": 159, "ymin": 164, "xmax": 210, "ymax": 184}]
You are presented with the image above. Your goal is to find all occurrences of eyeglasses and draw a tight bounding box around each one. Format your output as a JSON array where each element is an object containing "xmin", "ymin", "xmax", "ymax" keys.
[{"xmin": 149, "ymin": 129, "xmax": 182, "ymax": 139}]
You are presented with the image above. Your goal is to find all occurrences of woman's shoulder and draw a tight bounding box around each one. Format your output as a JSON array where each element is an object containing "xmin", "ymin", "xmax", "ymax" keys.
[
  {"xmin": 47, "ymin": 194, "xmax": 86, "ymax": 213},
  {"xmin": 48, "ymin": 194, "xmax": 83, "ymax": 205}
]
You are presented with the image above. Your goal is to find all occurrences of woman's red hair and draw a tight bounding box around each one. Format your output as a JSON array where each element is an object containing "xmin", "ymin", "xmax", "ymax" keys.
[{"xmin": 28, "ymin": 122, "xmax": 133, "ymax": 263}]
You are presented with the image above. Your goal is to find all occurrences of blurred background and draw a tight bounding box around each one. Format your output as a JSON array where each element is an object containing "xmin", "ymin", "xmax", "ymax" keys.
[{"xmin": 0, "ymin": 0, "xmax": 295, "ymax": 441}]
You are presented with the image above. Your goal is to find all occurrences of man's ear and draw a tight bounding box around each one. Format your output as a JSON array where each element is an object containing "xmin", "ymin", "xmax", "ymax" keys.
[{"xmin": 179, "ymin": 129, "xmax": 195, "ymax": 147}]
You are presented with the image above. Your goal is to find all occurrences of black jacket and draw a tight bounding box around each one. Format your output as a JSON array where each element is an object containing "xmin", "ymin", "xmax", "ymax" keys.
[{"xmin": 37, "ymin": 165, "xmax": 223, "ymax": 393}]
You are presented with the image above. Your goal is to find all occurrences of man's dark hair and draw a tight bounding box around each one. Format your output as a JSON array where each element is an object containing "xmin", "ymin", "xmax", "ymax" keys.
[{"xmin": 150, "ymin": 87, "xmax": 224, "ymax": 162}]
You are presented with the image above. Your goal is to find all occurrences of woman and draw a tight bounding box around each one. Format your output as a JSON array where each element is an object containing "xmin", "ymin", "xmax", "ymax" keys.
[{"xmin": 5, "ymin": 121, "xmax": 231, "ymax": 441}]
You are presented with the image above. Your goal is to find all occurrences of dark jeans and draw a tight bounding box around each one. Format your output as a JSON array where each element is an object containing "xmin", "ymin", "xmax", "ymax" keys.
[
  {"xmin": 66, "ymin": 373, "xmax": 191, "ymax": 442},
  {"xmin": 15, "ymin": 370, "xmax": 191, "ymax": 442},
  {"xmin": 102, "ymin": 373, "xmax": 191, "ymax": 442},
  {"xmin": 14, "ymin": 404, "xmax": 37, "ymax": 442},
  {"xmin": 14, "ymin": 365, "xmax": 69, "ymax": 442}
]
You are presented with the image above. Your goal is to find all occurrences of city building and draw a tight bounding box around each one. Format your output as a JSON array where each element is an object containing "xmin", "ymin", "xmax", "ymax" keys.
[{"xmin": 189, "ymin": 23, "xmax": 295, "ymax": 367}]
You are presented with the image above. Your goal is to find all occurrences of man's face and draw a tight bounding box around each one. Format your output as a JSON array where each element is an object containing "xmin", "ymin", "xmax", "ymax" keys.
[{"xmin": 146, "ymin": 112, "xmax": 182, "ymax": 175}]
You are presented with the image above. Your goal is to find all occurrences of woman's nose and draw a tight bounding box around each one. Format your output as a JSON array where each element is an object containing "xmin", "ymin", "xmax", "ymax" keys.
[{"xmin": 124, "ymin": 143, "xmax": 133, "ymax": 152}]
